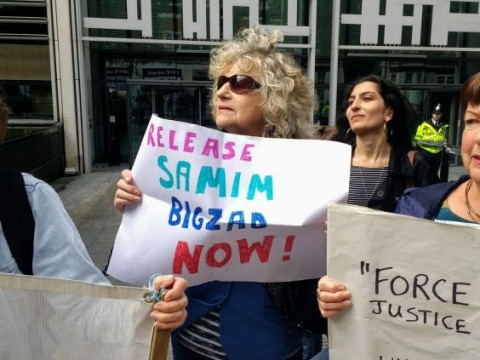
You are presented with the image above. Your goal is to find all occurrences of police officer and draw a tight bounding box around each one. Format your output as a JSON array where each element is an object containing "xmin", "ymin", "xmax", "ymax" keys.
[{"xmin": 414, "ymin": 103, "xmax": 449, "ymax": 176}]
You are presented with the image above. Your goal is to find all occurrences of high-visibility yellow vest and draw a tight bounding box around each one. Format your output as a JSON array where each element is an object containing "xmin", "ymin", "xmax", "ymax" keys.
[{"xmin": 414, "ymin": 121, "xmax": 449, "ymax": 154}]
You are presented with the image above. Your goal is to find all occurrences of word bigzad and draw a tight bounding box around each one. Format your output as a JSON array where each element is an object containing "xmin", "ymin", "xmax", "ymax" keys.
[{"xmin": 169, "ymin": 196, "xmax": 267, "ymax": 231}]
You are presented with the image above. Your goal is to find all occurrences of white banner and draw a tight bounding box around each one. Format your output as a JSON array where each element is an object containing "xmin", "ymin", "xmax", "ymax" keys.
[
  {"xmin": 0, "ymin": 273, "xmax": 154, "ymax": 359},
  {"xmin": 108, "ymin": 115, "xmax": 351, "ymax": 286},
  {"xmin": 327, "ymin": 204, "xmax": 480, "ymax": 360}
]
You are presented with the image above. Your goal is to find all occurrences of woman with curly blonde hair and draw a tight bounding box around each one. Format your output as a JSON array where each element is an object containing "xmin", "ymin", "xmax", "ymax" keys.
[
  {"xmin": 114, "ymin": 26, "xmax": 324, "ymax": 360},
  {"xmin": 209, "ymin": 25, "xmax": 319, "ymax": 140}
]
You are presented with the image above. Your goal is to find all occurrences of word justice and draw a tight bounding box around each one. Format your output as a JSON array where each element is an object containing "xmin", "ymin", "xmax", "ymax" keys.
[
  {"xmin": 158, "ymin": 155, "xmax": 274, "ymax": 200},
  {"xmin": 147, "ymin": 124, "xmax": 256, "ymax": 161},
  {"xmin": 370, "ymin": 300, "xmax": 470, "ymax": 335}
]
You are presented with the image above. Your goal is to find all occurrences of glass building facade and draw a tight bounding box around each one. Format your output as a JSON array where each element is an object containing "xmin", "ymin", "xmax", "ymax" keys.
[
  {"xmin": 0, "ymin": 0, "xmax": 53, "ymax": 124},
  {"xmin": 84, "ymin": 0, "xmax": 314, "ymax": 165},
  {"xmin": 1, "ymin": 0, "xmax": 480, "ymax": 174}
]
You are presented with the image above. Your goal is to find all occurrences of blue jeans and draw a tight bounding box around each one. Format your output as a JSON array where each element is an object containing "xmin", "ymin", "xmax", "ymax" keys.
[
  {"xmin": 311, "ymin": 348, "xmax": 329, "ymax": 360},
  {"xmin": 172, "ymin": 332, "xmax": 303, "ymax": 360},
  {"xmin": 302, "ymin": 333, "xmax": 323, "ymax": 359},
  {"xmin": 303, "ymin": 333, "xmax": 329, "ymax": 360}
]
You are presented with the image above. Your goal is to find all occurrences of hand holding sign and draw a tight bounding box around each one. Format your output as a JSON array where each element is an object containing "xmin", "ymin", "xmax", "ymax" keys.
[
  {"xmin": 114, "ymin": 169, "xmax": 142, "ymax": 212},
  {"xmin": 317, "ymin": 276, "xmax": 351, "ymax": 318}
]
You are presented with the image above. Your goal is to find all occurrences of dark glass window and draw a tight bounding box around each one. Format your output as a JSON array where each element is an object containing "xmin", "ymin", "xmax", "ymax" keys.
[
  {"xmin": 0, "ymin": 1, "xmax": 53, "ymax": 122},
  {"xmin": 0, "ymin": 81, "xmax": 53, "ymax": 120}
]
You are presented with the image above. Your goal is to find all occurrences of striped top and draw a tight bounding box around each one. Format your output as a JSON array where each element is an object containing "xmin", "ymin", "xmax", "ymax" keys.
[
  {"xmin": 176, "ymin": 307, "xmax": 227, "ymax": 359},
  {"xmin": 348, "ymin": 166, "xmax": 388, "ymax": 206}
]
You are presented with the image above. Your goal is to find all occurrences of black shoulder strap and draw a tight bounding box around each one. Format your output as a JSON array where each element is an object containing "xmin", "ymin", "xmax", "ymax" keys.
[
  {"xmin": 405, "ymin": 150, "xmax": 417, "ymax": 188},
  {"xmin": 0, "ymin": 169, "xmax": 35, "ymax": 275}
]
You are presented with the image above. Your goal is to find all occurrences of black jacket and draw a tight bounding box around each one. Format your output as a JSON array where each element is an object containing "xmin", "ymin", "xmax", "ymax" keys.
[{"xmin": 366, "ymin": 147, "xmax": 440, "ymax": 212}]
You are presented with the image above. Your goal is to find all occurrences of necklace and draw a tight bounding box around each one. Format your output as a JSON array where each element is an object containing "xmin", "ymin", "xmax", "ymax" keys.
[
  {"xmin": 356, "ymin": 166, "xmax": 388, "ymax": 196},
  {"xmin": 465, "ymin": 180, "xmax": 480, "ymax": 223}
]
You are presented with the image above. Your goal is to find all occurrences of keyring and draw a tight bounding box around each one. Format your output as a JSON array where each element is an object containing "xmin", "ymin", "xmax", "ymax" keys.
[{"xmin": 143, "ymin": 273, "xmax": 168, "ymax": 303}]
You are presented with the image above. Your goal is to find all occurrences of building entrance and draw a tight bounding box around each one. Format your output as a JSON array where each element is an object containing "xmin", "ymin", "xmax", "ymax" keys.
[{"xmin": 126, "ymin": 80, "xmax": 214, "ymax": 166}]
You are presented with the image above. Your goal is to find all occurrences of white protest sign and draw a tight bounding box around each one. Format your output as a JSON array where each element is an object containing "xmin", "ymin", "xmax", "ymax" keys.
[
  {"xmin": 327, "ymin": 204, "xmax": 480, "ymax": 360},
  {"xmin": 0, "ymin": 273, "xmax": 153, "ymax": 360},
  {"xmin": 108, "ymin": 115, "xmax": 351, "ymax": 286}
]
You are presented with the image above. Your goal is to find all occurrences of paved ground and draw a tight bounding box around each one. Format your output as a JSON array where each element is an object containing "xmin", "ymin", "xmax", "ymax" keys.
[
  {"xmin": 52, "ymin": 163, "xmax": 124, "ymax": 277},
  {"xmin": 448, "ymin": 164, "xmax": 468, "ymax": 181}
]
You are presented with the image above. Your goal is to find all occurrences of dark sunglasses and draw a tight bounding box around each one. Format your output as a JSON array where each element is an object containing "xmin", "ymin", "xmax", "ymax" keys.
[{"xmin": 217, "ymin": 75, "xmax": 261, "ymax": 94}]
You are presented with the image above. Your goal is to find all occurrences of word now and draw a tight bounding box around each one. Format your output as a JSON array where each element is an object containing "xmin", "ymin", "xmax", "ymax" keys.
[
  {"xmin": 172, "ymin": 235, "xmax": 296, "ymax": 273},
  {"xmin": 168, "ymin": 196, "xmax": 267, "ymax": 231},
  {"xmin": 158, "ymin": 155, "xmax": 274, "ymax": 200},
  {"xmin": 147, "ymin": 123, "xmax": 256, "ymax": 161}
]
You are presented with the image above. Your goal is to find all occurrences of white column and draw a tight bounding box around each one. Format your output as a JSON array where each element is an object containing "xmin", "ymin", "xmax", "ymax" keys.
[
  {"xmin": 328, "ymin": 0, "xmax": 341, "ymax": 127},
  {"xmin": 308, "ymin": 0, "xmax": 317, "ymax": 82},
  {"xmin": 51, "ymin": 0, "xmax": 83, "ymax": 174},
  {"xmin": 74, "ymin": 0, "xmax": 93, "ymax": 173}
]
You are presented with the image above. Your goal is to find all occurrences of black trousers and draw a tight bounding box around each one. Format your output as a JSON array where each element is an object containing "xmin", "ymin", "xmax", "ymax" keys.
[{"xmin": 418, "ymin": 149, "xmax": 443, "ymax": 175}]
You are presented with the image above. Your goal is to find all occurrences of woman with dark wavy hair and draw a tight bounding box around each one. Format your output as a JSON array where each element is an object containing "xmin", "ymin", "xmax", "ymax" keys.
[{"xmin": 333, "ymin": 74, "xmax": 439, "ymax": 212}]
